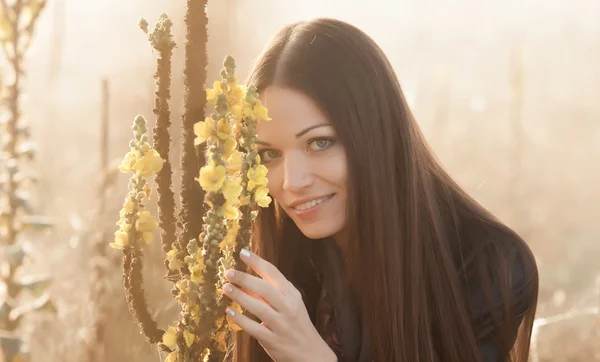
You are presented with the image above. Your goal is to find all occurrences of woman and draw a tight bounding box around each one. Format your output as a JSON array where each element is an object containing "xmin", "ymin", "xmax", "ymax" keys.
[{"xmin": 221, "ymin": 18, "xmax": 538, "ymax": 362}]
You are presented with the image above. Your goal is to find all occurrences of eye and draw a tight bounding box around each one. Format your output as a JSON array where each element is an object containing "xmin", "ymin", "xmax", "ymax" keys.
[
  {"xmin": 257, "ymin": 149, "xmax": 281, "ymax": 163},
  {"xmin": 307, "ymin": 137, "xmax": 336, "ymax": 152}
]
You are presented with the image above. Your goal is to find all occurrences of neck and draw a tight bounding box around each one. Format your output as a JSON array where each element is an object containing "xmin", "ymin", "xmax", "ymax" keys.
[{"xmin": 331, "ymin": 228, "xmax": 351, "ymax": 281}]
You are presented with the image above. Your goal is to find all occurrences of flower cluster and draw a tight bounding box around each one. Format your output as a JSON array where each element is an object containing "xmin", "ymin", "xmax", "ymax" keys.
[
  {"xmin": 111, "ymin": 115, "xmax": 163, "ymax": 250},
  {"xmin": 160, "ymin": 56, "xmax": 272, "ymax": 360},
  {"xmin": 195, "ymin": 56, "xmax": 272, "ymax": 298},
  {"xmin": 112, "ymin": 53, "xmax": 272, "ymax": 361}
]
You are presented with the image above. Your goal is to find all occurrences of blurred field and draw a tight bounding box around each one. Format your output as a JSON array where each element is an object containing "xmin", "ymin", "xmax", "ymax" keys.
[{"xmin": 2, "ymin": 0, "xmax": 598, "ymax": 361}]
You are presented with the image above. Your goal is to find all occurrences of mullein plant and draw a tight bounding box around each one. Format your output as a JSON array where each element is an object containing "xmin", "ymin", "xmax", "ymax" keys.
[
  {"xmin": 110, "ymin": 7, "xmax": 272, "ymax": 362},
  {"xmin": 0, "ymin": 1, "xmax": 56, "ymax": 361},
  {"xmin": 86, "ymin": 78, "xmax": 119, "ymax": 362}
]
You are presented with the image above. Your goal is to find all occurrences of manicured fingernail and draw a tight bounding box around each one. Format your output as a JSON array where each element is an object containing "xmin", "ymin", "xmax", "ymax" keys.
[
  {"xmin": 226, "ymin": 269, "xmax": 235, "ymax": 278},
  {"xmin": 240, "ymin": 249, "xmax": 251, "ymax": 258},
  {"xmin": 226, "ymin": 308, "xmax": 235, "ymax": 316},
  {"xmin": 224, "ymin": 285, "xmax": 233, "ymax": 293}
]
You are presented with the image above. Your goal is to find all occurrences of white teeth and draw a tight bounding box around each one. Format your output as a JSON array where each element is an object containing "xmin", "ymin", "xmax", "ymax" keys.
[{"xmin": 294, "ymin": 196, "xmax": 330, "ymax": 211}]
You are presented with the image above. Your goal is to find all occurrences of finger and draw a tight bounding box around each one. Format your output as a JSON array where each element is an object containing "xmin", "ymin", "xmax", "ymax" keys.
[
  {"xmin": 226, "ymin": 304, "xmax": 274, "ymax": 342},
  {"xmin": 239, "ymin": 249, "xmax": 293, "ymax": 293},
  {"xmin": 223, "ymin": 283, "xmax": 280, "ymax": 328},
  {"xmin": 225, "ymin": 269, "xmax": 286, "ymax": 311}
]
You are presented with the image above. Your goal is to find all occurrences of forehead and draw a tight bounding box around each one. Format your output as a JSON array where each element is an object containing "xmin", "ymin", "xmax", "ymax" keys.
[{"xmin": 257, "ymin": 86, "xmax": 330, "ymax": 137}]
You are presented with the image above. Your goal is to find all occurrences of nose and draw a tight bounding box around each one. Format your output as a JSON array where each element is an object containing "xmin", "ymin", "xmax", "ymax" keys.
[{"xmin": 282, "ymin": 151, "xmax": 314, "ymax": 192}]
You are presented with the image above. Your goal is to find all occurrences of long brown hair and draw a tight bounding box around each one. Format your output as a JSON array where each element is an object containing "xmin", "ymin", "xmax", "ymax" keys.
[{"xmin": 232, "ymin": 18, "xmax": 538, "ymax": 362}]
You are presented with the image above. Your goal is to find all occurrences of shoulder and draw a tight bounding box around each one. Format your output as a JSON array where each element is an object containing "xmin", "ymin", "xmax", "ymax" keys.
[
  {"xmin": 464, "ymin": 225, "xmax": 537, "ymax": 312},
  {"xmin": 459, "ymin": 223, "xmax": 539, "ymax": 359}
]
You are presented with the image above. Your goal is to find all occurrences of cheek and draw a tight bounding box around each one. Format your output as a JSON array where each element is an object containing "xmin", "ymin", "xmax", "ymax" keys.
[
  {"xmin": 324, "ymin": 149, "xmax": 348, "ymax": 190},
  {"xmin": 265, "ymin": 165, "xmax": 284, "ymax": 198}
]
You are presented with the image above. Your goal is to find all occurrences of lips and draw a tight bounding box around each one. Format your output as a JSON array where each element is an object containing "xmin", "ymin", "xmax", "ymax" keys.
[{"xmin": 291, "ymin": 193, "xmax": 335, "ymax": 211}]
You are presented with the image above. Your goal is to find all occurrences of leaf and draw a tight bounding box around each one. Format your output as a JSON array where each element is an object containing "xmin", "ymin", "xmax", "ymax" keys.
[
  {"xmin": 20, "ymin": 216, "xmax": 53, "ymax": 231},
  {"xmin": 0, "ymin": 299, "xmax": 11, "ymax": 322},
  {"xmin": 8, "ymin": 293, "xmax": 57, "ymax": 324},
  {"xmin": 14, "ymin": 275, "xmax": 51, "ymax": 297},
  {"xmin": 10, "ymin": 192, "xmax": 32, "ymax": 213},
  {"xmin": 0, "ymin": 243, "xmax": 25, "ymax": 267},
  {"xmin": 15, "ymin": 142, "xmax": 35, "ymax": 159}
]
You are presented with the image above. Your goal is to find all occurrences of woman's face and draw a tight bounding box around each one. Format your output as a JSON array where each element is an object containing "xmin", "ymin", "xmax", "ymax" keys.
[{"xmin": 257, "ymin": 86, "xmax": 348, "ymax": 240}]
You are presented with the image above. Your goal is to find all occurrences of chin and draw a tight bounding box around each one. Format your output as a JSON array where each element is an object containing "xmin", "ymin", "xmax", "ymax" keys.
[{"xmin": 295, "ymin": 221, "xmax": 344, "ymax": 240}]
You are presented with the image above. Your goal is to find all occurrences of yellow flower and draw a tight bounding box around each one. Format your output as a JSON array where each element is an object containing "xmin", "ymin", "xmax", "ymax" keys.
[
  {"xmin": 176, "ymin": 280, "xmax": 187, "ymax": 293},
  {"xmin": 223, "ymin": 138, "xmax": 237, "ymax": 159},
  {"xmin": 189, "ymin": 263, "xmax": 204, "ymax": 284},
  {"xmin": 254, "ymin": 187, "xmax": 272, "ymax": 208},
  {"xmin": 132, "ymin": 149, "xmax": 164, "ymax": 177},
  {"xmin": 165, "ymin": 352, "xmax": 177, "ymax": 362},
  {"xmin": 214, "ymin": 328, "xmax": 227, "ymax": 352},
  {"xmin": 220, "ymin": 221, "xmax": 239, "ymax": 249},
  {"xmin": 233, "ymin": 119, "xmax": 244, "ymax": 135},
  {"xmin": 162, "ymin": 326, "xmax": 177, "ymax": 349},
  {"xmin": 109, "ymin": 230, "xmax": 128, "ymax": 249},
  {"xmin": 206, "ymin": 81, "xmax": 223, "ymax": 104},
  {"xmin": 222, "ymin": 178, "xmax": 242, "ymax": 203},
  {"xmin": 183, "ymin": 329, "xmax": 195, "ymax": 348},
  {"xmin": 231, "ymin": 104, "xmax": 244, "ymax": 122},
  {"xmin": 222, "ymin": 202, "xmax": 239, "ymax": 220},
  {"xmin": 216, "ymin": 316, "xmax": 225, "ymax": 329},
  {"xmin": 124, "ymin": 198, "xmax": 135, "ymax": 213},
  {"xmin": 118, "ymin": 150, "xmax": 138, "ymax": 173},
  {"xmin": 247, "ymin": 165, "xmax": 268, "ymax": 191},
  {"xmin": 135, "ymin": 210, "xmax": 158, "ymax": 233},
  {"xmin": 194, "ymin": 117, "xmax": 214, "ymax": 145},
  {"xmin": 167, "ymin": 246, "xmax": 182, "ymax": 271},
  {"xmin": 226, "ymin": 150, "xmax": 244, "ymax": 174},
  {"xmin": 191, "ymin": 305, "xmax": 200, "ymax": 324},
  {"xmin": 254, "ymin": 99, "xmax": 271, "ymax": 121},
  {"xmin": 197, "ymin": 163, "xmax": 226, "ymax": 192},
  {"xmin": 216, "ymin": 118, "xmax": 231, "ymax": 140},
  {"xmin": 142, "ymin": 232, "xmax": 153, "ymax": 244},
  {"xmin": 228, "ymin": 84, "xmax": 245, "ymax": 106}
]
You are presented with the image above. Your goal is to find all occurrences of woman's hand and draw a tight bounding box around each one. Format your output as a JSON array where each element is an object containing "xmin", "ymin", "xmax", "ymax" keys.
[{"xmin": 223, "ymin": 249, "xmax": 337, "ymax": 362}]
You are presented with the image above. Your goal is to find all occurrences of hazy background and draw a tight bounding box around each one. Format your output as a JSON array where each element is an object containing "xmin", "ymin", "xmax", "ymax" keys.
[{"xmin": 5, "ymin": 0, "xmax": 599, "ymax": 361}]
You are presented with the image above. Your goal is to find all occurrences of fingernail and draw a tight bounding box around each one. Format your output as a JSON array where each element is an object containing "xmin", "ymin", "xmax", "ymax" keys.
[
  {"xmin": 226, "ymin": 308, "xmax": 235, "ymax": 317},
  {"xmin": 226, "ymin": 269, "xmax": 235, "ymax": 278},
  {"xmin": 240, "ymin": 249, "xmax": 251, "ymax": 258},
  {"xmin": 224, "ymin": 285, "xmax": 233, "ymax": 293}
]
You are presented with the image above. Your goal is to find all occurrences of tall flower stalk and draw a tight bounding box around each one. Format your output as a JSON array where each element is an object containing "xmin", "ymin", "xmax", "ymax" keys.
[
  {"xmin": 111, "ymin": 6, "xmax": 272, "ymax": 362},
  {"xmin": 139, "ymin": 14, "xmax": 178, "ymax": 277},
  {"xmin": 112, "ymin": 115, "xmax": 165, "ymax": 346},
  {"xmin": 0, "ymin": 1, "xmax": 55, "ymax": 361}
]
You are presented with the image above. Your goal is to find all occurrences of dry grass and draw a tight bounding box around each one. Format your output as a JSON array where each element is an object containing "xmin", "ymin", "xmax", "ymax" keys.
[{"xmin": 4, "ymin": 0, "xmax": 597, "ymax": 361}]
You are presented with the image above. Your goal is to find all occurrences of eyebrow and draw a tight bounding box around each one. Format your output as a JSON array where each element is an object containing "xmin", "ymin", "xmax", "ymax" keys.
[{"xmin": 256, "ymin": 123, "xmax": 331, "ymax": 147}]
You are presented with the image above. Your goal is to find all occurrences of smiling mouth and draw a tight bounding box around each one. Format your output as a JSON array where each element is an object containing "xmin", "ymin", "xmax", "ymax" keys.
[{"xmin": 293, "ymin": 194, "xmax": 335, "ymax": 211}]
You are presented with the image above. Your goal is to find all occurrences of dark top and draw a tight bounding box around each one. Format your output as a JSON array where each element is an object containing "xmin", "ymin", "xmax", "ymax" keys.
[{"xmin": 302, "ymin": 232, "xmax": 536, "ymax": 362}]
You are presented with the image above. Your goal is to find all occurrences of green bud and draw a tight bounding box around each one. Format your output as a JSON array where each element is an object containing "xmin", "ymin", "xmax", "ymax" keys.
[
  {"xmin": 187, "ymin": 239, "xmax": 198, "ymax": 254},
  {"xmin": 224, "ymin": 55, "xmax": 236, "ymax": 71},
  {"xmin": 138, "ymin": 18, "xmax": 149, "ymax": 33}
]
